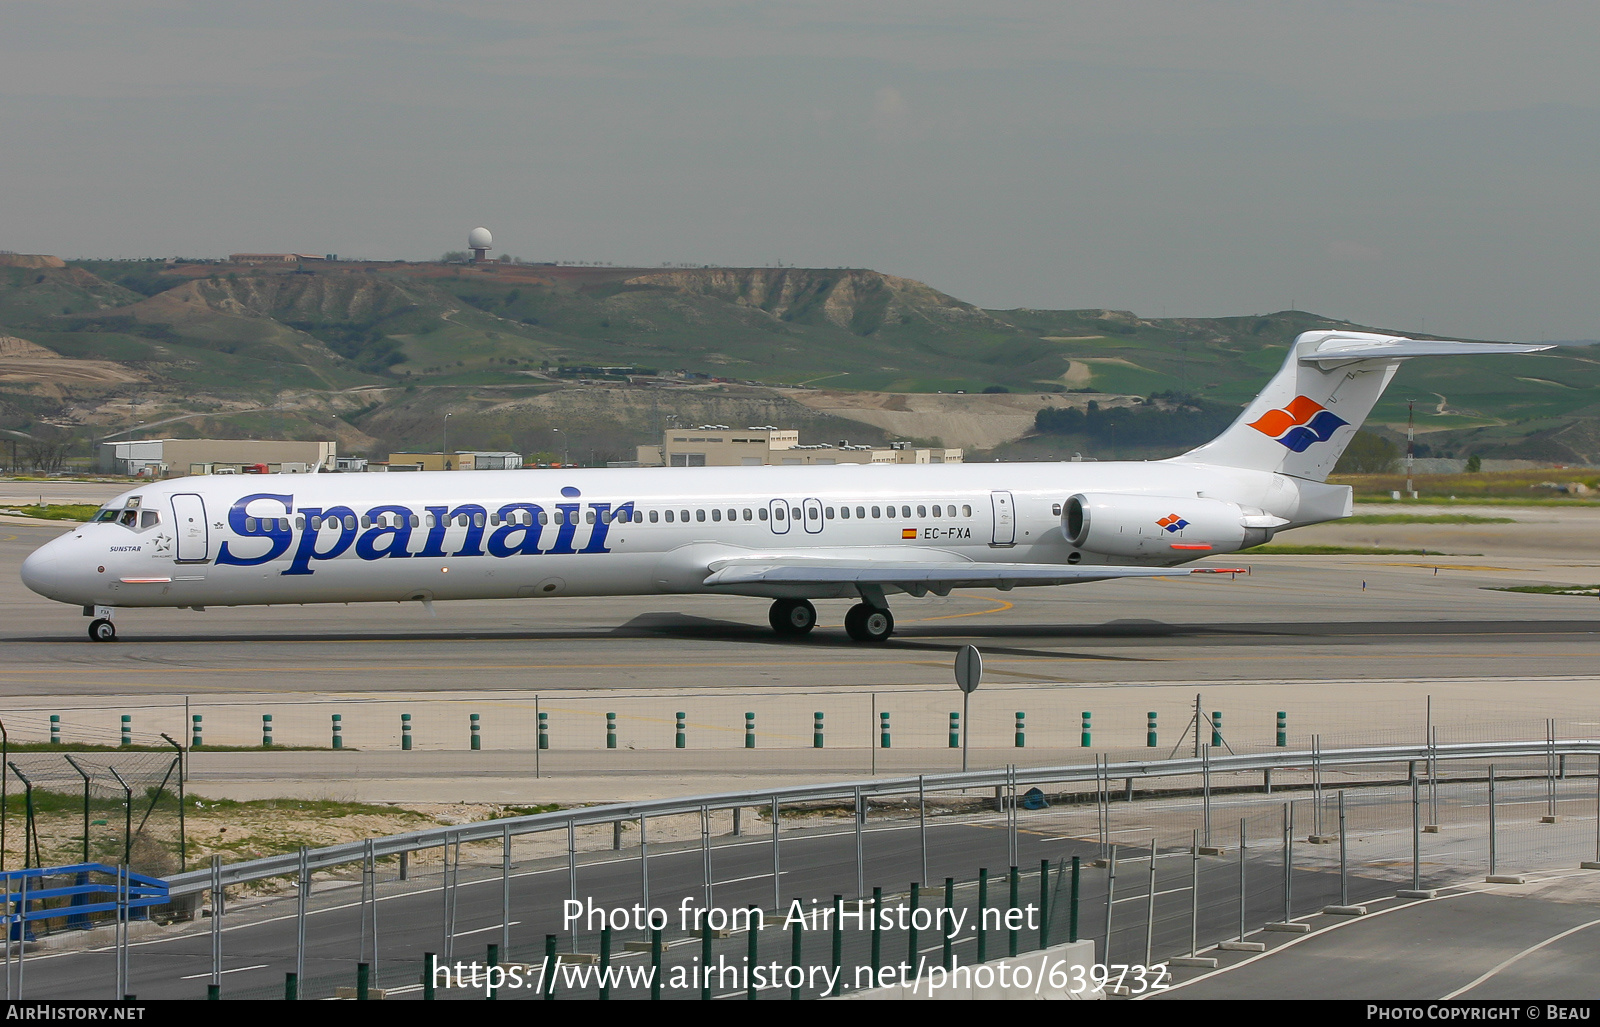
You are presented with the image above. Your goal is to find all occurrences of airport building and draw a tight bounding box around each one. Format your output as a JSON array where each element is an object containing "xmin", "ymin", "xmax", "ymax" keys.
[
  {"xmin": 635, "ymin": 427, "xmax": 962, "ymax": 467},
  {"xmin": 384, "ymin": 451, "xmax": 524, "ymax": 472},
  {"xmin": 99, "ymin": 438, "xmax": 337, "ymax": 477}
]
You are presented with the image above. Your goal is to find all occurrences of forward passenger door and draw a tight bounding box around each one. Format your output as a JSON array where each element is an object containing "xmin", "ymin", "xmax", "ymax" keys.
[{"xmin": 171, "ymin": 494, "xmax": 210, "ymax": 563}]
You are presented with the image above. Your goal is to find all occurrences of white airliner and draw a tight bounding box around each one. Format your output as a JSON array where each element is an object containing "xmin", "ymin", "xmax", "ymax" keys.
[{"xmin": 21, "ymin": 331, "xmax": 1547, "ymax": 643}]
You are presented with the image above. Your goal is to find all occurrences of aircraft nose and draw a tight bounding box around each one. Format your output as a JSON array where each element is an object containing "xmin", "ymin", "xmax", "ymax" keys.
[{"xmin": 20, "ymin": 536, "xmax": 78, "ymax": 602}]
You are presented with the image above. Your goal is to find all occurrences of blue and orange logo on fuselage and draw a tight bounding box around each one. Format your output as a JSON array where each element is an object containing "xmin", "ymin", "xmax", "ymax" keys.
[{"xmin": 1248, "ymin": 396, "xmax": 1348, "ymax": 452}]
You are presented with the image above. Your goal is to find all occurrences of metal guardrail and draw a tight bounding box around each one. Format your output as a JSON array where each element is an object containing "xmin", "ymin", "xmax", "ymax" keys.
[{"xmin": 163, "ymin": 738, "xmax": 1599, "ymax": 897}]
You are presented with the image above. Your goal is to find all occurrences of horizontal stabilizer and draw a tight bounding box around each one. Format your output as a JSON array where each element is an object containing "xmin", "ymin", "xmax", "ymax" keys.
[{"xmin": 1302, "ymin": 337, "xmax": 1552, "ymax": 367}]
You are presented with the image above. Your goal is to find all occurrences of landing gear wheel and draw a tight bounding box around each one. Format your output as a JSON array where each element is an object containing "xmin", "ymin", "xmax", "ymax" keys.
[
  {"xmin": 844, "ymin": 603, "xmax": 894, "ymax": 643},
  {"xmin": 768, "ymin": 599, "xmax": 817, "ymax": 637},
  {"xmin": 87, "ymin": 618, "xmax": 117, "ymax": 643}
]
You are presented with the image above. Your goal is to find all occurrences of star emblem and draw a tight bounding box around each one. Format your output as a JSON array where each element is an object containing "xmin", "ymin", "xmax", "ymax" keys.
[{"xmin": 153, "ymin": 533, "xmax": 173, "ymax": 553}]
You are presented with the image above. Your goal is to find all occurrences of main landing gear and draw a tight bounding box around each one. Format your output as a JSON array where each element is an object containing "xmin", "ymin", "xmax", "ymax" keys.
[
  {"xmin": 844, "ymin": 603, "xmax": 894, "ymax": 643},
  {"xmin": 768, "ymin": 598, "xmax": 817, "ymax": 636},
  {"xmin": 766, "ymin": 599, "xmax": 895, "ymax": 643}
]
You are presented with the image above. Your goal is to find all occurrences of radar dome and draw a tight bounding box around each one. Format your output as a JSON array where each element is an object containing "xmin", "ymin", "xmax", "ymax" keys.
[{"xmin": 467, "ymin": 227, "xmax": 493, "ymax": 250}]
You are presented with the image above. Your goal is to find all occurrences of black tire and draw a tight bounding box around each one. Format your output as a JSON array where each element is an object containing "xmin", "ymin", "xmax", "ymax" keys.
[
  {"xmin": 88, "ymin": 618, "xmax": 117, "ymax": 643},
  {"xmin": 768, "ymin": 599, "xmax": 817, "ymax": 636},
  {"xmin": 844, "ymin": 603, "xmax": 894, "ymax": 643}
]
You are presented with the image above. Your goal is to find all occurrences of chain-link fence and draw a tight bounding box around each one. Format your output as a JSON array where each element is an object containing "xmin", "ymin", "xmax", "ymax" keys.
[{"xmin": 1, "ymin": 751, "xmax": 184, "ymax": 881}]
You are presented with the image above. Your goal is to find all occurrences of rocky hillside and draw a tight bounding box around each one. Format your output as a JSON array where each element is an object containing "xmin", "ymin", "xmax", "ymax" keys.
[
  {"xmin": 0, "ymin": 255, "xmax": 1595, "ymax": 466},
  {"xmin": 625, "ymin": 267, "xmax": 992, "ymax": 335}
]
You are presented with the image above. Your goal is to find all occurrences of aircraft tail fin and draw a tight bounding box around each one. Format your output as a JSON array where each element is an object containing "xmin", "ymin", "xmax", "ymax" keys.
[{"xmin": 1169, "ymin": 331, "xmax": 1550, "ymax": 481}]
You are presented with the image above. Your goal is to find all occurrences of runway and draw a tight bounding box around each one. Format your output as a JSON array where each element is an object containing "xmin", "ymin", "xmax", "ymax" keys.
[
  {"xmin": 3, "ymin": 513, "xmax": 1599, "ymax": 697},
  {"xmin": 5, "ymin": 503, "xmax": 1599, "ymax": 804}
]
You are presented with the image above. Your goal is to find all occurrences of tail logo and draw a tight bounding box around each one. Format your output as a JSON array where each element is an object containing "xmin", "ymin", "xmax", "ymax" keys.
[
  {"xmin": 1248, "ymin": 396, "xmax": 1349, "ymax": 453},
  {"xmin": 1156, "ymin": 514, "xmax": 1189, "ymax": 533}
]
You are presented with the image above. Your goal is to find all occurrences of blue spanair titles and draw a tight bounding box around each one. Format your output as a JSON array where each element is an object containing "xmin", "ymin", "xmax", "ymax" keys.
[{"xmin": 212, "ymin": 491, "xmax": 634, "ymax": 575}]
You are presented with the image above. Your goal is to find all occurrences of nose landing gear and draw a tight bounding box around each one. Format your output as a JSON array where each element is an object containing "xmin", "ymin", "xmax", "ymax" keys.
[{"xmin": 84, "ymin": 605, "xmax": 117, "ymax": 642}]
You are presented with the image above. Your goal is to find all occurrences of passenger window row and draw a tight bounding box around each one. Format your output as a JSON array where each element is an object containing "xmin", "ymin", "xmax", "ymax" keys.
[
  {"xmin": 640, "ymin": 502, "xmax": 975, "ymax": 523},
  {"xmin": 247, "ymin": 509, "xmax": 638, "ymax": 532},
  {"xmin": 836, "ymin": 504, "xmax": 972, "ymax": 520},
  {"xmin": 237, "ymin": 502, "xmax": 980, "ymax": 534}
]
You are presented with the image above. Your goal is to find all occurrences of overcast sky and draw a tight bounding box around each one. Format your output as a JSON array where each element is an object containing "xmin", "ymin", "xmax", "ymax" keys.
[{"xmin": 4, "ymin": 1, "xmax": 1598, "ymax": 341}]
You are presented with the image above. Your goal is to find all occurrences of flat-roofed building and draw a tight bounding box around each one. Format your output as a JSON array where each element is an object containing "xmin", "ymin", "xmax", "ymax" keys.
[
  {"xmin": 385, "ymin": 451, "xmax": 524, "ymax": 472},
  {"xmin": 99, "ymin": 438, "xmax": 337, "ymax": 477},
  {"xmin": 637, "ymin": 427, "xmax": 961, "ymax": 467}
]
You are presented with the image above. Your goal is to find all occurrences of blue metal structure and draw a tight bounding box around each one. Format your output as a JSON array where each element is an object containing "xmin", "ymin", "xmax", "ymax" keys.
[{"xmin": 1, "ymin": 864, "xmax": 169, "ymax": 937}]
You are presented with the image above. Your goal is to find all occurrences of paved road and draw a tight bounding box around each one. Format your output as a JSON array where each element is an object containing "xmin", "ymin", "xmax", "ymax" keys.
[{"xmin": 1151, "ymin": 871, "xmax": 1600, "ymax": 1001}]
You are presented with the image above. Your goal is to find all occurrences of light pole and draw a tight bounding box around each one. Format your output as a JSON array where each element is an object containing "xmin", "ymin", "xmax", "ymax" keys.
[
  {"xmin": 442, "ymin": 413, "xmax": 452, "ymax": 470},
  {"xmin": 551, "ymin": 428, "xmax": 567, "ymax": 467}
]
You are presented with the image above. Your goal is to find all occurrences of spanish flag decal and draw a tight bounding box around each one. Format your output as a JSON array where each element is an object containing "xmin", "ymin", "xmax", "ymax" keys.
[{"xmin": 901, "ymin": 528, "xmax": 917, "ymax": 539}]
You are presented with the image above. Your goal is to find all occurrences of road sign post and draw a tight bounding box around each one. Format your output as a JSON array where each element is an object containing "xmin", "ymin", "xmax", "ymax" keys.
[{"xmin": 954, "ymin": 645, "xmax": 982, "ymax": 773}]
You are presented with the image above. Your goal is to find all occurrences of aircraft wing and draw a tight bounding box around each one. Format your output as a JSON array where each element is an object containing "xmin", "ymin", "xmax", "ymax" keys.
[{"xmin": 702, "ymin": 560, "xmax": 1236, "ymax": 592}]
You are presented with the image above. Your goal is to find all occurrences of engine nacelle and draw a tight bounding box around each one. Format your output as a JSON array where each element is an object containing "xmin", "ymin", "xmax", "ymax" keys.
[{"xmin": 1062, "ymin": 493, "xmax": 1275, "ymax": 558}]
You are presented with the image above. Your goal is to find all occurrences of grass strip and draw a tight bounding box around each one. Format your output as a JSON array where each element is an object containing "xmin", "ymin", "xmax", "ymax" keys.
[
  {"xmin": 1353, "ymin": 496, "xmax": 1597, "ymax": 507},
  {"xmin": 1487, "ymin": 584, "xmax": 1600, "ymax": 597},
  {"xmin": 1340, "ymin": 514, "xmax": 1514, "ymax": 524},
  {"xmin": 0, "ymin": 503, "xmax": 99, "ymax": 521}
]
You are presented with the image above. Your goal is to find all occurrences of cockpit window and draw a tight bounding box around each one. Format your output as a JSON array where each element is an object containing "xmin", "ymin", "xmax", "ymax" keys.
[{"xmin": 95, "ymin": 504, "xmax": 158, "ymax": 529}]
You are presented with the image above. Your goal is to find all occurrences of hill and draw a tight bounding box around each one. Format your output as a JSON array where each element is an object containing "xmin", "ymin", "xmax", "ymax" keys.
[{"xmin": 0, "ymin": 255, "xmax": 1595, "ymax": 466}]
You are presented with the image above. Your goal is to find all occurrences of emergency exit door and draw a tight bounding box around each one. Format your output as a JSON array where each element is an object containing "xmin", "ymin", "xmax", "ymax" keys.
[{"xmin": 990, "ymin": 491, "xmax": 1015, "ymax": 546}]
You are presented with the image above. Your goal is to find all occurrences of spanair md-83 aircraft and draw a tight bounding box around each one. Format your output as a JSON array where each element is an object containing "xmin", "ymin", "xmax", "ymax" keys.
[{"xmin": 22, "ymin": 331, "xmax": 1547, "ymax": 642}]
